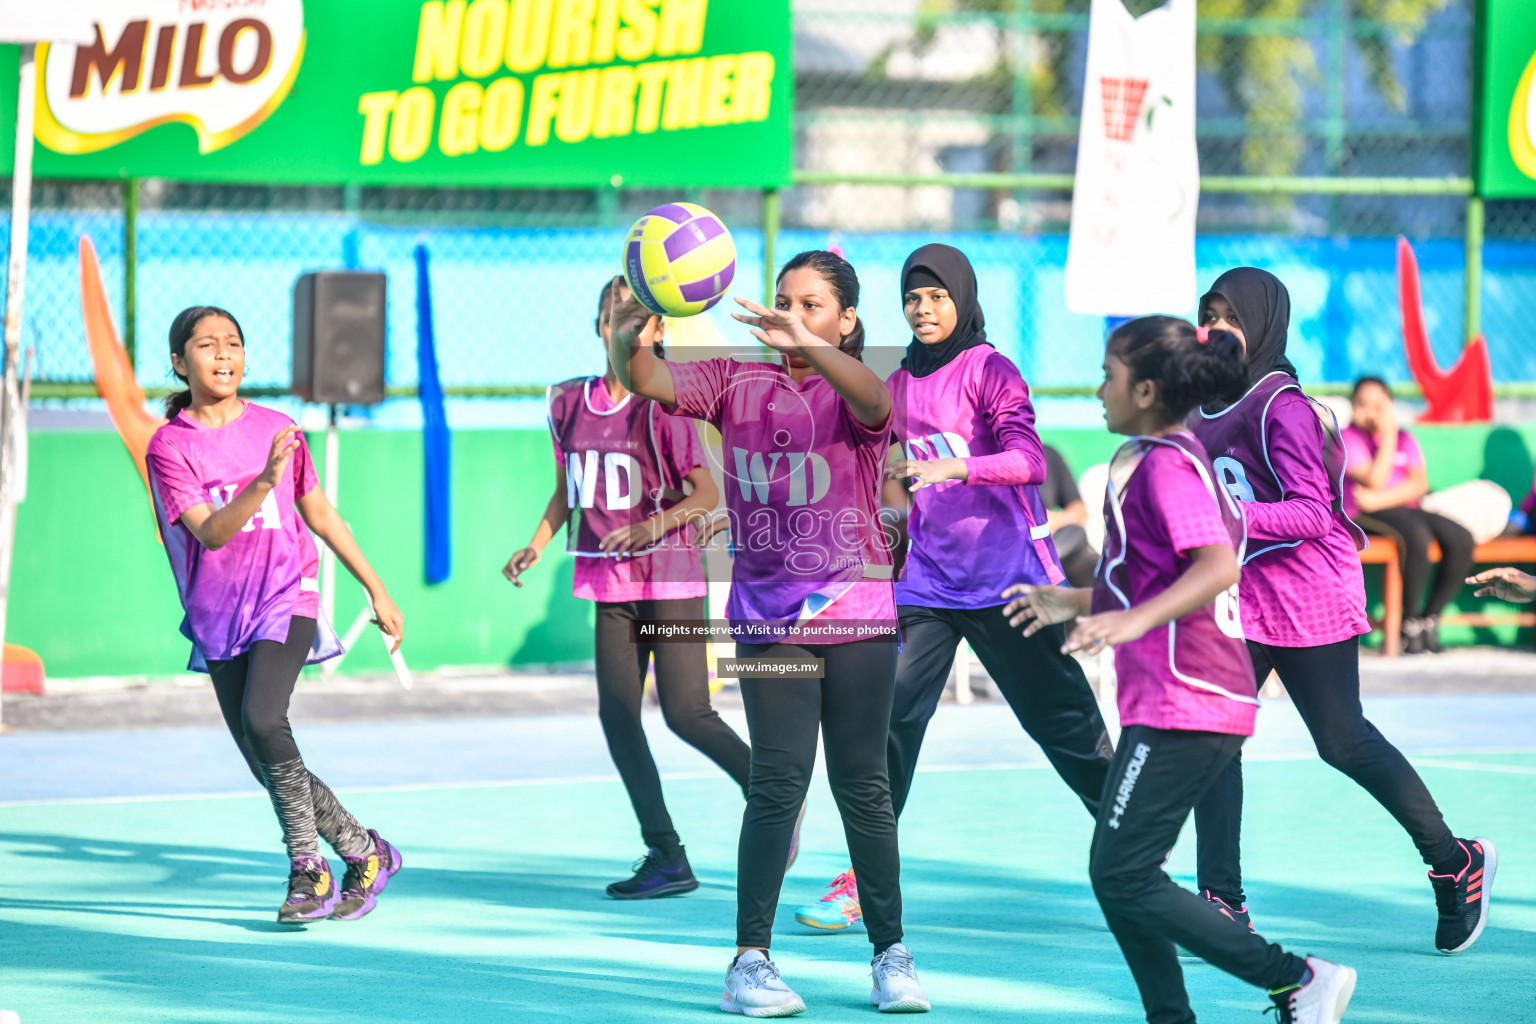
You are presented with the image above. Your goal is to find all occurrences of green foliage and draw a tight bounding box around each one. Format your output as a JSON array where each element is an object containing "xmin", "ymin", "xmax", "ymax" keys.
[{"xmin": 868, "ymin": 0, "xmax": 1454, "ymax": 177}]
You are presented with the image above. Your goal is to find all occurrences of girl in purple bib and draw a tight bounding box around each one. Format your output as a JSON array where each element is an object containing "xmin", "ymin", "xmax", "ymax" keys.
[
  {"xmin": 144, "ymin": 306, "xmax": 404, "ymax": 925},
  {"xmin": 1006, "ymin": 316, "xmax": 1357, "ymax": 1024},
  {"xmin": 797, "ymin": 242, "xmax": 1112, "ymax": 933},
  {"xmin": 610, "ymin": 251, "xmax": 930, "ymax": 1016},
  {"xmin": 1191, "ymin": 268, "xmax": 1493, "ymax": 956},
  {"xmin": 503, "ymin": 279, "xmax": 750, "ymax": 901}
]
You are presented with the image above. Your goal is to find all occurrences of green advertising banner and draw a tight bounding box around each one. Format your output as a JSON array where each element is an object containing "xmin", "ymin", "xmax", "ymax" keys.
[
  {"xmin": 0, "ymin": 0, "xmax": 791, "ymax": 188},
  {"xmin": 1479, "ymin": 0, "xmax": 1536, "ymax": 197}
]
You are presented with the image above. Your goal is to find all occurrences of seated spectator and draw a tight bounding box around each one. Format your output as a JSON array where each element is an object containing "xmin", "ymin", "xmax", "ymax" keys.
[
  {"xmin": 1343, "ymin": 376, "xmax": 1474, "ymax": 655},
  {"xmin": 1041, "ymin": 444, "xmax": 1098, "ymax": 589}
]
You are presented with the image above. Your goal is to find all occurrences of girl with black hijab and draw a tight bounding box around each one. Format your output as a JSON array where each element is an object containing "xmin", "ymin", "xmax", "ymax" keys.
[
  {"xmin": 794, "ymin": 242, "xmax": 1114, "ymax": 933},
  {"xmin": 1189, "ymin": 267, "xmax": 1494, "ymax": 956}
]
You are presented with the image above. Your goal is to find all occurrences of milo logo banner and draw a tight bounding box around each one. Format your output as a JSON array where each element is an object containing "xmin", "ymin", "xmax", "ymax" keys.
[
  {"xmin": 1479, "ymin": 0, "xmax": 1536, "ymax": 198},
  {"xmin": 0, "ymin": 0, "xmax": 792, "ymax": 187}
]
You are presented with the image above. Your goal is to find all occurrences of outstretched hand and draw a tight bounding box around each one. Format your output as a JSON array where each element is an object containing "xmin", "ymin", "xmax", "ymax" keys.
[
  {"xmin": 1466, "ymin": 566, "xmax": 1536, "ymax": 604},
  {"xmin": 258, "ymin": 426, "xmax": 301, "ymax": 488},
  {"xmin": 1002, "ymin": 583, "xmax": 1084, "ymax": 636},
  {"xmin": 607, "ymin": 275, "xmax": 663, "ymax": 350},
  {"xmin": 731, "ymin": 296, "xmax": 823, "ymax": 355}
]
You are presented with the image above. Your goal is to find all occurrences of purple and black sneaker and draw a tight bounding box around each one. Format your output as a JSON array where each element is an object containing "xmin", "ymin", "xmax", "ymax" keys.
[
  {"xmin": 332, "ymin": 829, "xmax": 403, "ymax": 921},
  {"xmin": 605, "ymin": 847, "xmax": 698, "ymax": 900},
  {"xmin": 278, "ymin": 855, "xmax": 341, "ymax": 924}
]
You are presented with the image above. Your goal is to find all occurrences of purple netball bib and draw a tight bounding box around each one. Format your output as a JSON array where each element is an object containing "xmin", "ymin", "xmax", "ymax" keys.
[{"xmin": 1095, "ymin": 432, "xmax": 1258, "ymax": 734}]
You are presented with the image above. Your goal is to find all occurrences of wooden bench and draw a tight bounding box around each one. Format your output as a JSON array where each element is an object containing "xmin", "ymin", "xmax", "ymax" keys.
[{"xmin": 1360, "ymin": 535, "xmax": 1536, "ymax": 656}]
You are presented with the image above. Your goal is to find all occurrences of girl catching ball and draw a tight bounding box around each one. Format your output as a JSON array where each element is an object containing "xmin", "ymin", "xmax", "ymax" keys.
[
  {"xmin": 611, "ymin": 251, "xmax": 930, "ymax": 1017},
  {"xmin": 1005, "ymin": 316, "xmax": 1357, "ymax": 1024},
  {"xmin": 144, "ymin": 306, "xmax": 403, "ymax": 925}
]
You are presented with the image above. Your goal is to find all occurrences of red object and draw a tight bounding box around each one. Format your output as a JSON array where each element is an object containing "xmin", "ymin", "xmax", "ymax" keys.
[
  {"xmin": 1101, "ymin": 77, "xmax": 1150, "ymax": 141},
  {"xmin": 1397, "ymin": 236, "xmax": 1493, "ymax": 423},
  {"xmin": 2, "ymin": 644, "xmax": 44, "ymax": 694}
]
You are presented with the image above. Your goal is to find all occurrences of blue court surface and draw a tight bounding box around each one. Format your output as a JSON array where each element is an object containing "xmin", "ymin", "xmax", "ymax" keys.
[{"xmin": 0, "ymin": 694, "xmax": 1532, "ymax": 1022}]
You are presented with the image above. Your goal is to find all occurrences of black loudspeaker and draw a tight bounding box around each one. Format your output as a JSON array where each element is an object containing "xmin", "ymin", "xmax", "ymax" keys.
[{"xmin": 292, "ymin": 271, "xmax": 387, "ymax": 405}]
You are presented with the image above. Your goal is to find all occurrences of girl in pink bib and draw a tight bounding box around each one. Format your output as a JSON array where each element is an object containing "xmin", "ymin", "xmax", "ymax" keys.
[
  {"xmin": 145, "ymin": 306, "xmax": 404, "ymax": 925},
  {"xmin": 1006, "ymin": 316, "xmax": 1356, "ymax": 1024},
  {"xmin": 610, "ymin": 251, "xmax": 929, "ymax": 1017},
  {"xmin": 1191, "ymin": 268, "xmax": 1492, "ymax": 957},
  {"xmin": 503, "ymin": 279, "xmax": 750, "ymax": 901}
]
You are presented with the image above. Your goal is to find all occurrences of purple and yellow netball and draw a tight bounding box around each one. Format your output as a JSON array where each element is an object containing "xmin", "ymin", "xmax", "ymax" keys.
[{"xmin": 622, "ymin": 202, "xmax": 736, "ymax": 317}]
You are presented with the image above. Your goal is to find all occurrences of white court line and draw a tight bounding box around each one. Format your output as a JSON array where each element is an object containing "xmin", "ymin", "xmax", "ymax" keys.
[{"xmin": 1, "ymin": 749, "xmax": 1533, "ymax": 810}]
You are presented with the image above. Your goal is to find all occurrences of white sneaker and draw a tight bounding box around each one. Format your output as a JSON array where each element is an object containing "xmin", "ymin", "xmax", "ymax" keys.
[
  {"xmin": 869, "ymin": 943, "xmax": 931, "ymax": 1013},
  {"xmin": 1270, "ymin": 956, "xmax": 1356, "ymax": 1024},
  {"xmin": 720, "ymin": 949, "xmax": 806, "ymax": 1017}
]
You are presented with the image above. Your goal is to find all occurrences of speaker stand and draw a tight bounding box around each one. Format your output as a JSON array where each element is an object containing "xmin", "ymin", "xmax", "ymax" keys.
[{"xmin": 318, "ymin": 404, "xmax": 413, "ymax": 689}]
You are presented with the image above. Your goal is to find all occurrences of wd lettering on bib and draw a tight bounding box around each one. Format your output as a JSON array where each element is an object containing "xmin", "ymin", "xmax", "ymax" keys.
[
  {"xmin": 731, "ymin": 448, "xmax": 831, "ymax": 507},
  {"xmin": 903, "ymin": 431, "xmax": 972, "ymax": 461},
  {"xmin": 566, "ymin": 450, "xmax": 642, "ymax": 511},
  {"xmin": 208, "ymin": 483, "xmax": 281, "ymax": 532}
]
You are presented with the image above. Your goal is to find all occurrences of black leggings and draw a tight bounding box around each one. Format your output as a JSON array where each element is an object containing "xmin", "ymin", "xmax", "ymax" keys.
[
  {"xmin": 1091, "ymin": 725, "xmax": 1306, "ymax": 1024},
  {"xmin": 208, "ymin": 616, "xmax": 371, "ymax": 860},
  {"xmin": 1356, "ymin": 506, "xmax": 1475, "ymax": 618},
  {"xmin": 735, "ymin": 636, "xmax": 901, "ymax": 950},
  {"xmin": 891, "ymin": 604, "xmax": 1112, "ymax": 818},
  {"xmin": 209, "ymin": 617, "xmax": 316, "ymax": 773},
  {"xmin": 1194, "ymin": 635, "xmax": 1457, "ymax": 903},
  {"xmin": 595, "ymin": 597, "xmax": 751, "ymax": 853}
]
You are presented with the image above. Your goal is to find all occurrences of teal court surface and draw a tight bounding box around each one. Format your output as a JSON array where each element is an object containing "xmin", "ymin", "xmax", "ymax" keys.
[{"xmin": 0, "ymin": 693, "xmax": 1533, "ymax": 1023}]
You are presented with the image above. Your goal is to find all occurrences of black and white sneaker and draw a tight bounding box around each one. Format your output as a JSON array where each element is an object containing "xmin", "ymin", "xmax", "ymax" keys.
[
  {"xmin": 605, "ymin": 847, "xmax": 699, "ymax": 900},
  {"xmin": 1431, "ymin": 837, "xmax": 1496, "ymax": 953},
  {"xmin": 1268, "ymin": 957, "xmax": 1356, "ymax": 1023}
]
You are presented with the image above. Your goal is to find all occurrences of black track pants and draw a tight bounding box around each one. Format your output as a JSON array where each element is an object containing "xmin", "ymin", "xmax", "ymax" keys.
[
  {"xmin": 890, "ymin": 603, "xmax": 1113, "ymax": 818},
  {"xmin": 1091, "ymin": 725, "xmax": 1307, "ymax": 1024},
  {"xmin": 594, "ymin": 597, "xmax": 751, "ymax": 852},
  {"xmin": 1194, "ymin": 635, "xmax": 1457, "ymax": 903},
  {"xmin": 734, "ymin": 636, "xmax": 901, "ymax": 949}
]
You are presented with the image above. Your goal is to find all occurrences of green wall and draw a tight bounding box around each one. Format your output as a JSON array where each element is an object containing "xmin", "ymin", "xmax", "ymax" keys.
[{"xmin": 12, "ymin": 424, "xmax": 1536, "ymax": 679}]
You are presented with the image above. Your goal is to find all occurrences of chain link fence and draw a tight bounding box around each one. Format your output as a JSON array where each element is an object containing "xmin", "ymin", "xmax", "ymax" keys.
[{"xmin": 4, "ymin": 0, "xmax": 1534, "ymax": 407}]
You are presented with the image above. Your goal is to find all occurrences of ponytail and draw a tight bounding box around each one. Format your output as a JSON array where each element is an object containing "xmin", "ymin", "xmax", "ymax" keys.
[
  {"xmin": 164, "ymin": 305, "xmax": 244, "ymax": 418},
  {"xmin": 777, "ymin": 249, "xmax": 865, "ymax": 362},
  {"xmin": 1107, "ymin": 316, "xmax": 1245, "ymax": 422}
]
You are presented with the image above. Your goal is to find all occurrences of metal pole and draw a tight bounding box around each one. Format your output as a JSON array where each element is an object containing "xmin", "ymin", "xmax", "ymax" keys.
[
  {"xmin": 762, "ymin": 187, "xmax": 780, "ymax": 303},
  {"xmin": 122, "ymin": 177, "xmax": 138, "ymax": 371},
  {"xmin": 0, "ymin": 43, "xmax": 38, "ymax": 731},
  {"xmin": 1464, "ymin": 194, "xmax": 1484, "ymax": 343},
  {"xmin": 322, "ymin": 404, "xmax": 338, "ymax": 630}
]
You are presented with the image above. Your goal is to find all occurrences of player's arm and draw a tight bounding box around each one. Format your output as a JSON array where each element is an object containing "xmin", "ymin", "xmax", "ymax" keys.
[
  {"xmin": 607, "ymin": 280, "xmax": 675, "ymax": 405},
  {"xmin": 295, "ymin": 485, "xmax": 403, "ymax": 653},
  {"xmin": 1002, "ymin": 583, "xmax": 1092, "ymax": 634},
  {"xmin": 731, "ymin": 296, "xmax": 889, "ymax": 429},
  {"xmin": 505, "ymin": 463, "xmax": 569, "ymax": 585},
  {"xmin": 1243, "ymin": 400, "xmax": 1335, "ymax": 543},
  {"xmin": 1062, "ymin": 543, "xmax": 1238, "ymax": 654},
  {"xmin": 179, "ymin": 426, "xmax": 300, "ymax": 551},
  {"xmin": 599, "ymin": 466, "xmax": 720, "ymax": 555}
]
